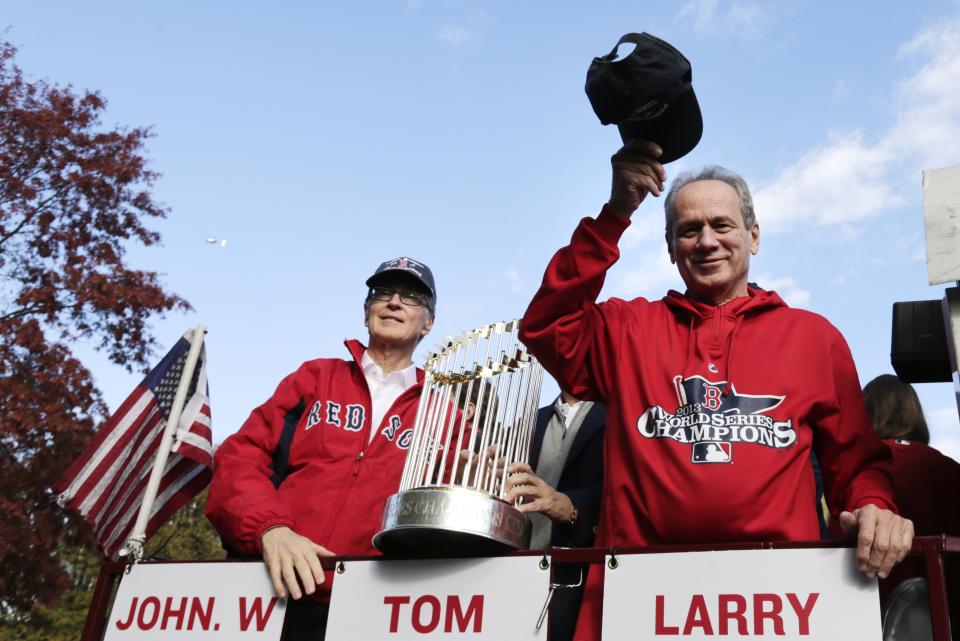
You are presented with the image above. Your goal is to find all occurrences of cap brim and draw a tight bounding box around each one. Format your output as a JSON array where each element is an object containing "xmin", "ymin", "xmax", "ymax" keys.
[
  {"xmin": 617, "ymin": 87, "xmax": 703, "ymax": 164},
  {"xmin": 366, "ymin": 270, "xmax": 435, "ymax": 298}
]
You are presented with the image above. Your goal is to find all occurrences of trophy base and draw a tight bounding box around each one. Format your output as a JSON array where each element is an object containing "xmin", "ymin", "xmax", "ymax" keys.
[{"xmin": 374, "ymin": 486, "xmax": 531, "ymax": 556}]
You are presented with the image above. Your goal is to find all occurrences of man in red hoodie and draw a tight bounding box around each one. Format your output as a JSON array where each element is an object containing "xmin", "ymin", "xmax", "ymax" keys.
[{"xmin": 519, "ymin": 140, "xmax": 914, "ymax": 641}]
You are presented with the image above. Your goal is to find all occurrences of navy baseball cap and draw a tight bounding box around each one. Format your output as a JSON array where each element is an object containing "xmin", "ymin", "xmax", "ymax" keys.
[
  {"xmin": 585, "ymin": 33, "xmax": 703, "ymax": 164},
  {"xmin": 366, "ymin": 256, "xmax": 436, "ymax": 299}
]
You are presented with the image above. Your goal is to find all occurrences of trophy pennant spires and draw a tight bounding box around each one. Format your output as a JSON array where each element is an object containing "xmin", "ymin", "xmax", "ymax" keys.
[{"xmin": 375, "ymin": 318, "xmax": 544, "ymax": 555}]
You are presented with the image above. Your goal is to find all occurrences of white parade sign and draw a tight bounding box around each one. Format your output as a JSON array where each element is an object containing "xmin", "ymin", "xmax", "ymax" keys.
[
  {"xmin": 602, "ymin": 548, "xmax": 880, "ymax": 640},
  {"xmin": 326, "ymin": 556, "xmax": 550, "ymax": 640},
  {"xmin": 104, "ymin": 562, "xmax": 285, "ymax": 640},
  {"xmin": 923, "ymin": 164, "xmax": 960, "ymax": 285}
]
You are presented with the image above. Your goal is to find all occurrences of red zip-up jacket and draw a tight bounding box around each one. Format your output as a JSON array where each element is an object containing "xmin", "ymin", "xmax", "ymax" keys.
[
  {"xmin": 520, "ymin": 208, "xmax": 896, "ymax": 641},
  {"xmin": 205, "ymin": 340, "xmax": 423, "ymax": 577}
]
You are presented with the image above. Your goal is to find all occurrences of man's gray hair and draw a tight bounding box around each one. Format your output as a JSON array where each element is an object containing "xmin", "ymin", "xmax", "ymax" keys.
[
  {"xmin": 663, "ymin": 165, "xmax": 756, "ymax": 237},
  {"xmin": 423, "ymin": 294, "xmax": 436, "ymax": 316}
]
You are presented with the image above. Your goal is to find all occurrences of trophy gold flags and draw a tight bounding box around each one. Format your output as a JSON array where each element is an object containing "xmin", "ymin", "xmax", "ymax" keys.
[{"xmin": 374, "ymin": 319, "xmax": 544, "ymax": 555}]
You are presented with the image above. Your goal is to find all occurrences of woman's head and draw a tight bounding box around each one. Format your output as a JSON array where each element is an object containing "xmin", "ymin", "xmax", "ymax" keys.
[{"xmin": 862, "ymin": 374, "xmax": 929, "ymax": 444}]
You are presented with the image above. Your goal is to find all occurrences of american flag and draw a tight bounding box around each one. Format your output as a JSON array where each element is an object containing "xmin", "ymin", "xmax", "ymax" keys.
[{"xmin": 53, "ymin": 331, "xmax": 213, "ymax": 559}]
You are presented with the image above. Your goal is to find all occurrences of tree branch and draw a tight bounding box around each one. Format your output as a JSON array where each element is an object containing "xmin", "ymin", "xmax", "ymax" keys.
[
  {"xmin": 0, "ymin": 301, "xmax": 76, "ymax": 323},
  {"xmin": 0, "ymin": 184, "xmax": 71, "ymax": 249}
]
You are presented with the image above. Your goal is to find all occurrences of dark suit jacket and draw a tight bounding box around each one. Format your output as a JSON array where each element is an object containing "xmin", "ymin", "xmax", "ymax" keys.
[
  {"xmin": 530, "ymin": 400, "xmax": 606, "ymax": 548},
  {"xmin": 530, "ymin": 400, "xmax": 605, "ymax": 641}
]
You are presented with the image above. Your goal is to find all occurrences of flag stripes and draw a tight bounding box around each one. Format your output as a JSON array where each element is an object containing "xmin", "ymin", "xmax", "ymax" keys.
[{"xmin": 54, "ymin": 332, "xmax": 213, "ymax": 559}]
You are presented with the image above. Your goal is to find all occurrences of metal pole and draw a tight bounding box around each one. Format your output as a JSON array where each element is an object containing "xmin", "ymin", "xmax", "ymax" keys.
[{"xmin": 120, "ymin": 324, "xmax": 206, "ymax": 561}]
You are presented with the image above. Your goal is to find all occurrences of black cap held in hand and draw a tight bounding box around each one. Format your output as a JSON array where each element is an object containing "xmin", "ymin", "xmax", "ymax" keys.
[{"xmin": 586, "ymin": 33, "xmax": 703, "ymax": 164}]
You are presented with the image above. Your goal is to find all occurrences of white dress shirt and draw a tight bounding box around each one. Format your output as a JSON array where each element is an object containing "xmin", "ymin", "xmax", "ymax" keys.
[
  {"xmin": 362, "ymin": 351, "xmax": 418, "ymax": 442},
  {"xmin": 555, "ymin": 397, "xmax": 585, "ymax": 431}
]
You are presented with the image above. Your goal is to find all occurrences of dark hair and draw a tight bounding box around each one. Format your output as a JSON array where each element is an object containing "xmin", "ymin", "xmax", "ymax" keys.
[
  {"xmin": 862, "ymin": 374, "xmax": 930, "ymax": 443},
  {"xmin": 455, "ymin": 378, "xmax": 499, "ymax": 432}
]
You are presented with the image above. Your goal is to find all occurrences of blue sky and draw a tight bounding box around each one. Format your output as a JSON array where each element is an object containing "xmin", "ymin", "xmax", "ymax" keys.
[{"xmin": 6, "ymin": 1, "xmax": 960, "ymax": 461}]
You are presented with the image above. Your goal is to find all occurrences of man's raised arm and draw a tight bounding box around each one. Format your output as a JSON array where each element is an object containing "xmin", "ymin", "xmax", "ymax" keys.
[{"xmin": 519, "ymin": 141, "xmax": 666, "ymax": 400}]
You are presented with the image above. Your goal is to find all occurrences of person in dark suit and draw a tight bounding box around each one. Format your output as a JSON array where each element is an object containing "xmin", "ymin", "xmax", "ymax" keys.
[{"xmin": 505, "ymin": 392, "xmax": 606, "ymax": 641}]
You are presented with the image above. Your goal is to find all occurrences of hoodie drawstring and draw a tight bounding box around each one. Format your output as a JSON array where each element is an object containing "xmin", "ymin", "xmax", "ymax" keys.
[
  {"xmin": 684, "ymin": 315, "xmax": 697, "ymax": 379},
  {"xmin": 722, "ymin": 314, "xmax": 745, "ymax": 397}
]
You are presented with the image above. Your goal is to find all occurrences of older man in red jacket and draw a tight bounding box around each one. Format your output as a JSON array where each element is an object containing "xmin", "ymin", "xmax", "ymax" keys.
[
  {"xmin": 519, "ymin": 140, "xmax": 914, "ymax": 641},
  {"xmin": 206, "ymin": 257, "xmax": 436, "ymax": 639}
]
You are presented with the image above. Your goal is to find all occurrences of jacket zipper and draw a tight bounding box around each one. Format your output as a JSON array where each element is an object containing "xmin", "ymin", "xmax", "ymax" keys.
[
  {"xmin": 353, "ymin": 450, "xmax": 365, "ymax": 474},
  {"xmin": 317, "ymin": 374, "xmax": 422, "ymax": 545},
  {"xmin": 319, "ymin": 448, "xmax": 368, "ymax": 544}
]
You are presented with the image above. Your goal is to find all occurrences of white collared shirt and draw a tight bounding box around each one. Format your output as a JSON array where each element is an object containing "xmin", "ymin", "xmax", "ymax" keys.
[
  {"xmin": 554, "ymin": 397, "xmax": 584, "ymax": 431},
  {"xmin": 362, "ymin": 351, "xmax": 418, "ymax": 442}
]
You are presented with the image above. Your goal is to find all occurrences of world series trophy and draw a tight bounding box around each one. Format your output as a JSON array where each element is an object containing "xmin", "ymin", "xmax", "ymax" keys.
[{"xmin": 374, "ymin": 319, "xmax": 544, "ymax": 555}]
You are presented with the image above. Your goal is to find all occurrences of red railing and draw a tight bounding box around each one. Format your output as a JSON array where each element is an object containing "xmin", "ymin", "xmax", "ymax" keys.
[{"xmin": 81, "ymin": 535, "xmax": 958, "ymax": 641}]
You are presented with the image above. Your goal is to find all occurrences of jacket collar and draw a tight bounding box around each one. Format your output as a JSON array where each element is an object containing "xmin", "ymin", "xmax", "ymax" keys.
[{"xmin": 343, "ymin": 338, "xmax": 425, "ymax": 384}]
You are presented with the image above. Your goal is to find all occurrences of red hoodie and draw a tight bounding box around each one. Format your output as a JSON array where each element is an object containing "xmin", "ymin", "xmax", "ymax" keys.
[{"xmin": 520, "ymin": 208, "xmax": 895, "ymax": 641}]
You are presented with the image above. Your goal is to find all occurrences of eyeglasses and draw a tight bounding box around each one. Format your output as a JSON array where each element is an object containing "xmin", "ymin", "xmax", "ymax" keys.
[{"xmin": 368, "ymin": 286, "xmax": 428, "ymax": 307}]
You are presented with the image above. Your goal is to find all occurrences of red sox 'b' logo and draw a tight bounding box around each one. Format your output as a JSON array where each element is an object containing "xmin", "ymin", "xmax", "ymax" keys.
[{"xmin": 702, "ymin": 384, "xmax": 722, "ymax": 411}]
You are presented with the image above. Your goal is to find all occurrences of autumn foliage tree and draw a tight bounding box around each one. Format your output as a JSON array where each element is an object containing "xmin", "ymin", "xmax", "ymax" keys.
[{"xmin": 0, "ymin": 40, "xmax": 190, "ymax": 618}]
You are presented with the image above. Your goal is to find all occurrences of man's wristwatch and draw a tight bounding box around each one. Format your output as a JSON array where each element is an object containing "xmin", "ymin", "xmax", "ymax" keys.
[{"xmin": 567, "ymin": 506, "xmax": 580, "ymax": 524}]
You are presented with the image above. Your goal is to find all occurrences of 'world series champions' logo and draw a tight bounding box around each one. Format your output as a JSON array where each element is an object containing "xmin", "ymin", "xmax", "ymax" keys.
[{"xmin": 636, "ymin": 375, "xmax": 796, "ymax": 464}]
